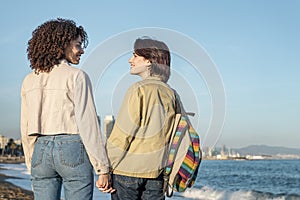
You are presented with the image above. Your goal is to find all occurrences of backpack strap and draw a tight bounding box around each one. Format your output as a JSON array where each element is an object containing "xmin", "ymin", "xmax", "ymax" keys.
[
  {"xmin": 163, "ymin": 90, "xmax": 195, "ymax": 197},
  {"xmin": 163, "ymin": 113, "xmax": 182, "ymax": 197},
  {"xmin": 173, "ymin": 89, "xmax": 195, "ymax": 117}
]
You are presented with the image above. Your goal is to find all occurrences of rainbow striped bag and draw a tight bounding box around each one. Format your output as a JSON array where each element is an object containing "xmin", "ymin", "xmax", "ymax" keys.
[{"xmin": 163, "ymin": 99, "xmax": 202, "ymax": 197}]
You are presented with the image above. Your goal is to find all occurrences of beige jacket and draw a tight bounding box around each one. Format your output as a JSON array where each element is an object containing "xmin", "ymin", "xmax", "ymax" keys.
[
  {"xmin": 106, "ymin": 77, "xmax": 177, "ymax": 178},
  {"xmin": 20, "ymin": 60, "xmax": 109, "ymax": 174}
]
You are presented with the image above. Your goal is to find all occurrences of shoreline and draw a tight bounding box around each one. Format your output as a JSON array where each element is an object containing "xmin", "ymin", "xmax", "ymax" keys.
[
  {"xmin": 0, "ymin": 156, "xmax": 25, "ymax": 164},
  {"xmin": 0, "ymin": 172, "xmax": 33, "ymax": 200},
  {"xmin": 0, "ymin": 157, "xmax": 33, "ymax": 200}
]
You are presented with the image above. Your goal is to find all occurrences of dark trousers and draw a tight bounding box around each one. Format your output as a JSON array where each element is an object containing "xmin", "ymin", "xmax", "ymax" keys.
[{"xmin": 111, "ymin": 174, "xmax": 165, "ymax": 200}]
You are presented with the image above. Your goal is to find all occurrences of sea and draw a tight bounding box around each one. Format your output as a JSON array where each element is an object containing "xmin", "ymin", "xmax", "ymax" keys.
[{"xmin": 1, "ymin": 159, "xmax": 300, "ymax": 200}]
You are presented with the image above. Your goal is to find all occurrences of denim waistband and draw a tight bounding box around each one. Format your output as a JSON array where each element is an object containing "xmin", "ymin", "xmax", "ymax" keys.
[{"xmin": 36, "ymin": 134, "xmax": 81, "ymax": 142}]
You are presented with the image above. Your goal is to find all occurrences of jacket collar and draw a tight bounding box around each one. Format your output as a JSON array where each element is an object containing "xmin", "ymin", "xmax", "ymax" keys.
[
  {"xmin": 59, "ymin": 59, "xmax": 69, "ymax": 65},
  {"xmin": 144, "ymin": 76, "xmax": 162, "ymax": 81}
]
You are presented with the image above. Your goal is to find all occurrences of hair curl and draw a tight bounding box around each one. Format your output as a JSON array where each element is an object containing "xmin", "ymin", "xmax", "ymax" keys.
[
  {"xmin": 27, "ymin": 18, "xmax": 88, "ymax": 74},
  {"xmin": 134, "ymin": 37, "xmax": 171, "ymax": 83}
]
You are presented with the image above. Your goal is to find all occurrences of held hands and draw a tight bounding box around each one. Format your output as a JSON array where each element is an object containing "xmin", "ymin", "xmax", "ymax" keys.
[{"xmin": 96, "ymin": 173, "xmax": 116, "ymax": 193}]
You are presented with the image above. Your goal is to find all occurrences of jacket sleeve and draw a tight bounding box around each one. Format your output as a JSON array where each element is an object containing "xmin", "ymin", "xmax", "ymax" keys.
[
  {"xmin": 74, "ymin": 70, "xmax": 110, "ymax": 175},
  {"xmin": 20, "ymin": 84, "xmax": 37, "ymax": 171},
  {"xmin": 106, "ymin": 84, "xmax": 142, "ymax": 169}
]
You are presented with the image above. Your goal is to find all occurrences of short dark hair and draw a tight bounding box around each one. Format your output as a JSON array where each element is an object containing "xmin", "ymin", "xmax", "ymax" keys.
[
  {"xmin": 134, "ymin": 37, "xmax": 171, "ymax": 83},
  {"xmin": 27, "ymin": 18, "xmax": 88, "ymax": 74}
]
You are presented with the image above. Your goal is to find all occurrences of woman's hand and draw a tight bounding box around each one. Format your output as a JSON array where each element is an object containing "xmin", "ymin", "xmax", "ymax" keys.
[{"xmin": 96, "ymin": 173, "xmax": 116, "ymax": 193}]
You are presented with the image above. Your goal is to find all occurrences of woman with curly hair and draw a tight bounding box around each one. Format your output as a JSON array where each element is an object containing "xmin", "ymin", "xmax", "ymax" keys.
[{"xmin": 21, "ymin": 18, "xmax": 114, "ymax": 200}]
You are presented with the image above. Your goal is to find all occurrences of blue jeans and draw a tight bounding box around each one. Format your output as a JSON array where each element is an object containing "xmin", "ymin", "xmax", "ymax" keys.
[
  {"xmin": 111, "ymin": 174, "xmax": 165, "ymax": 200},
  {"xmin": 31, "ymin": 134, "xmax": 94, "ymax": 200}
]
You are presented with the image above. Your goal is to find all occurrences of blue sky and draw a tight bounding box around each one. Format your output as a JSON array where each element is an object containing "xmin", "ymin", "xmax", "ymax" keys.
[{"xmin": 0, "ymin": 1, "xmax": 299, "ymax": 149}]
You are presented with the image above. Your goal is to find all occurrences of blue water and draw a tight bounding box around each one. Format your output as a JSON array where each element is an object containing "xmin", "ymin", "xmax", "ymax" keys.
[{"xmin": 1, "ymin": 160, "xmax": 300, "ymax": 200}]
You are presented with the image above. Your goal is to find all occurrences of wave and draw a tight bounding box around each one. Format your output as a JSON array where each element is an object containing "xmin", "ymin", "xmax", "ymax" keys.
[
  {"xmin": 2, "ymin": 163, "xmax": 31, "ymax": 175},
  {"xmin": 1, "ymin": 166, "xmax": 24, "ymax": 171},
  {"xmin": 1, "ymin": 163, "xmax": 299, "ymax": 200},
  {"xmin": 171, "ymin": 186, "xmax": 300, "ymax": 200}
]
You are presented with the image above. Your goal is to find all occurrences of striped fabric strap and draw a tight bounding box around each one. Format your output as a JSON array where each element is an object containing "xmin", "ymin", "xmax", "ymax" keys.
[
  {"xmin": 165, "ymin": 116, "xmax": 189, "ymax": 175},
  {"xmin": 175, "ymin": 121, "xmax": 200, "ymax": 192}
]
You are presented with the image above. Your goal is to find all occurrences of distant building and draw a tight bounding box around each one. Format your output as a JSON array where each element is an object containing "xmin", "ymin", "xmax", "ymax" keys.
[
  {"xmin": 103, "ymin": 115, "xmax": 115, "ymax": 139},
  {"xmin": 0, "ymin": 134, "xmax": 9, "ymax": 149}
]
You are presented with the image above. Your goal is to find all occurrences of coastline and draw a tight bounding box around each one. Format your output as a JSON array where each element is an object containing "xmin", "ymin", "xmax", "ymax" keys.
[
  {"xmin": 0, "ymin": 157, "xmax": 33, "ymax": 200},
  {"xmin": 0, "ymin": 156, "xmax": 25, "ymax": 164}
]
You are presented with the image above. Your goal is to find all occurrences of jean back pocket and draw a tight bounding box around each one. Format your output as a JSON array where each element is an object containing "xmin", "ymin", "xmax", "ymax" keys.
[{"xmin": 59, "ymin": 139, "xmax": 84, "ymax": 167}]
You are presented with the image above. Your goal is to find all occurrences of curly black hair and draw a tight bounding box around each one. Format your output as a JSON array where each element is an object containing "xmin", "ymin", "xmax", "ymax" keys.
[{"xmin": 27, "ymin": 18, "xmax": 88, "ymax": 74}]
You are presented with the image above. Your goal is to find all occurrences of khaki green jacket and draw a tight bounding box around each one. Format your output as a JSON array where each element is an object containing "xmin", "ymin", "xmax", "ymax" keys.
[{"xmin": 107, "ymin": 77, "xmax": 177, "ymax": 178}]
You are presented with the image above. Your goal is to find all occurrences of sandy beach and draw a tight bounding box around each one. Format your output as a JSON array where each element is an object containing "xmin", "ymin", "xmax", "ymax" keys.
[{"xmin": 0, "ymin": 157, "xmax": 33, "ymax": 200}]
